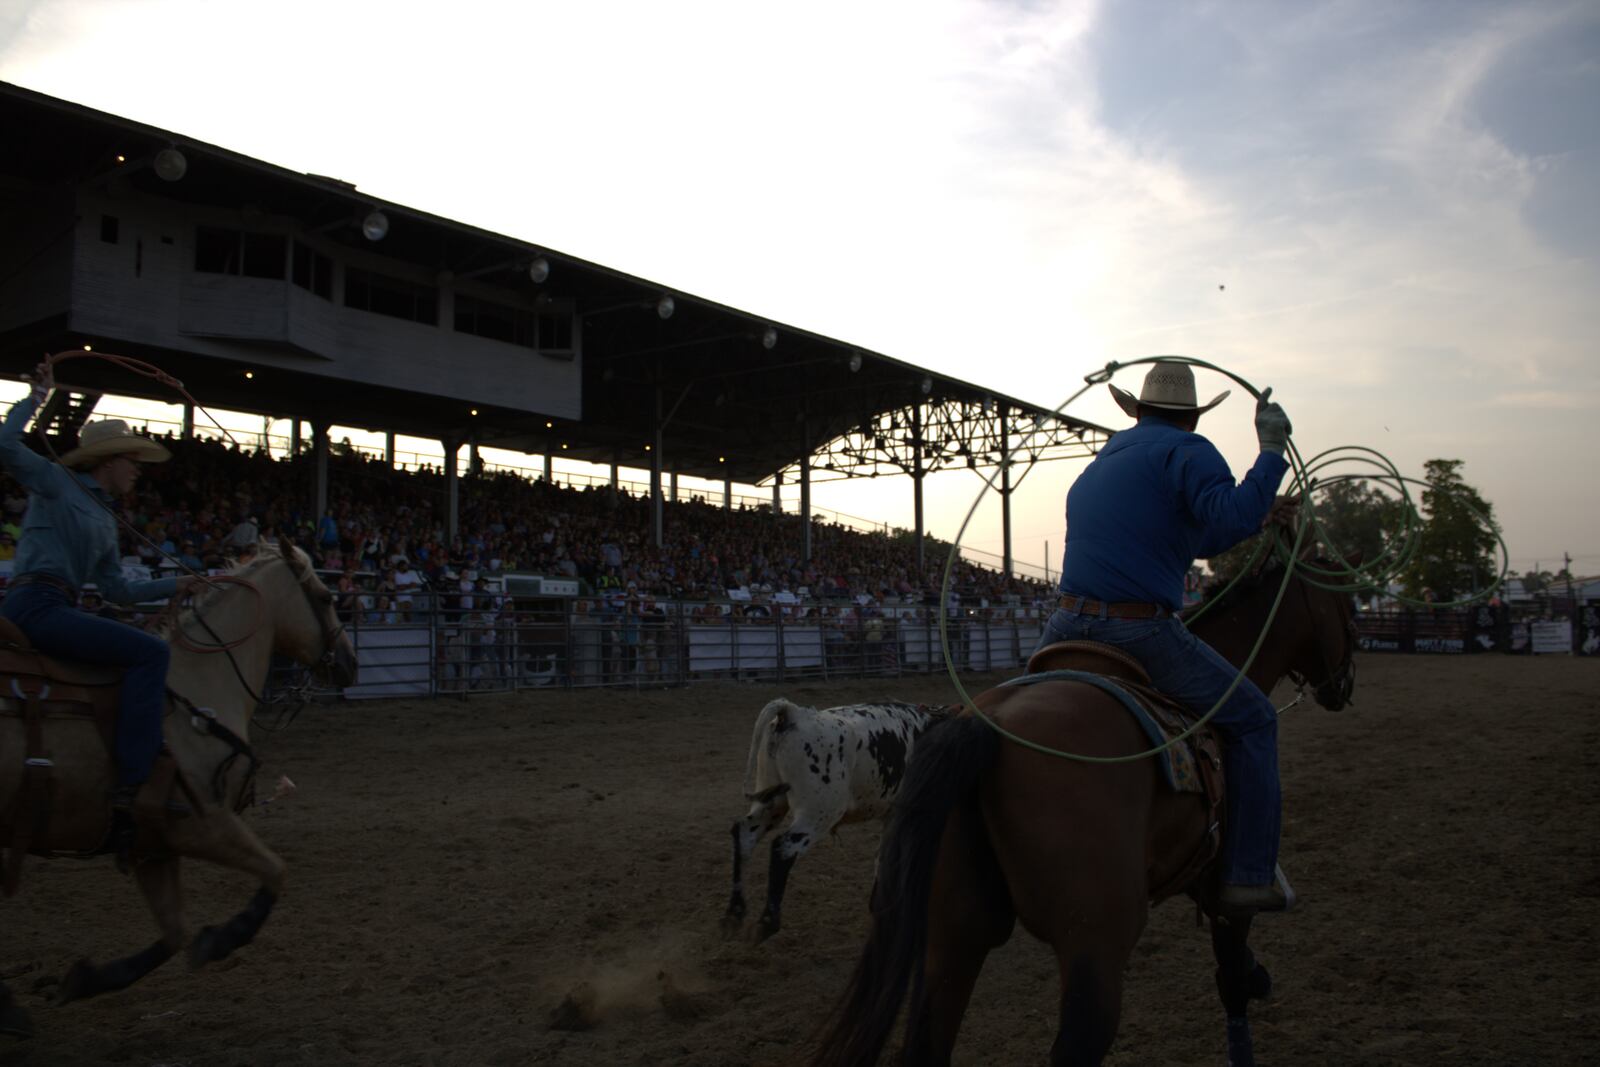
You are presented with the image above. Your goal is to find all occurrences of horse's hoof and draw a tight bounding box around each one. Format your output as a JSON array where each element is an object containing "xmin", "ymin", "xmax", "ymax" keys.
[
  {"xmin": 719, "ymin": 913, "xmax": 744, "ymax": 939},
  {"xmin": 0, "ymin": 1003, "xmax": 32, "ymax": 1039},
  {"xmin": 1246, "ymin": 963, "xmax": 1272, "ymax": 1001},
  {"xmin": 751, "ymin": 918, "xmax": 779, "ymax": 944}
]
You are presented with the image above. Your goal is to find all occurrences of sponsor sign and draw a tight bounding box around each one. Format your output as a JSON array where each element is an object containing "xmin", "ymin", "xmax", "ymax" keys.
[
  {"xmin": 1531, "ymin": 620, "xmax": 1572, "ymax": 654},
  {"xmin": 1413, "ymin": 636, "xmax": 1465, "ymax": 654},
  {"xmin": 1358, "ymin": 636, "xmax": 1403, "ymax": 653}
]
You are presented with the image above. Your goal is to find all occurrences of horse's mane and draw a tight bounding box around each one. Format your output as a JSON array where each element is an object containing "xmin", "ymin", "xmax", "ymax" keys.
[
  {"xmin": 1184, "ymin": 555, "xmax": 1342, "ymax": 624},
  {"xmin": 152, "ymin": 542, "xmax": 301, "ymax": 640}
]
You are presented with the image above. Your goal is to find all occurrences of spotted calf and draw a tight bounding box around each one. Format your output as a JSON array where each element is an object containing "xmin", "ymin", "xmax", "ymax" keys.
[{"xmin": 722, "ymin": 697, "xmax": 947, "ymax": 942}]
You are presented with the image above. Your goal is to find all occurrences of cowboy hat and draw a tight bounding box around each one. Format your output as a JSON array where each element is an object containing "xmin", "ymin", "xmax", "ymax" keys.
[
  {"xmin": 1109, "ymin": 363, "xmax": 1229, "ymax": 419},
  {"xmin": 59, "ymin": 419, "xmax": 172, "ymax": 468}
]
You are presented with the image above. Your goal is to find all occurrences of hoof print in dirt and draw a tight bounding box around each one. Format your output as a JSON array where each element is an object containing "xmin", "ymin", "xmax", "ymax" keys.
[{"xmin": 548, "ymin": 982, "xmax": 598, "ymax": 1031}]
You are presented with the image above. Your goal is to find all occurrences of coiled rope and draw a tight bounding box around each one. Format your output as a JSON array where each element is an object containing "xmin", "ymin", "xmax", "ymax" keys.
[{"xmin": 936, "ymin": 354, "xmax": 1506, "ymax": 762}]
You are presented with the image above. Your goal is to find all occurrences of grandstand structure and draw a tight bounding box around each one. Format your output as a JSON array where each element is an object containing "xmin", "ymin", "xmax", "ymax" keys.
[{"xmin": 0, "ymin": 81, "xmax": 1112, "ymax": 577}]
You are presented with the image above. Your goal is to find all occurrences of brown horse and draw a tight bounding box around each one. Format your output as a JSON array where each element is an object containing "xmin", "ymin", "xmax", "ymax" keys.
[
  {"xmin": 810, "ymin": 560, "xmax": 1358, "ymax": 1067},
  {"xmin": 0, "ymin": 544, "xmax": 357, "ymax": 1036}
]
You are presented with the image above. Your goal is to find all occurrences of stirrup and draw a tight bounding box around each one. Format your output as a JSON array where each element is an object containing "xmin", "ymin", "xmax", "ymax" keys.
[{"xmin": 1219, "ymin": 864, "xmax": 1297, "ymax": 913}]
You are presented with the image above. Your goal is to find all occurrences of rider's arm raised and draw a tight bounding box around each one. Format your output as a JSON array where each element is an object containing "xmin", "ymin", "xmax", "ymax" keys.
[{"xmin": 1175, "ymin": 439, "xmax": 1289, "ymax": 559}]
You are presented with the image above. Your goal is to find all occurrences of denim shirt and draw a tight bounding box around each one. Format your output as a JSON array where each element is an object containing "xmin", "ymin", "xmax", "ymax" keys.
[
  {"xmin": 1060, "ymin": 416, "xmax": 1288, "ymax": 611},
  {"xmin": 0, "ymin": 394, "xmax": 177, "ymax": 605}
]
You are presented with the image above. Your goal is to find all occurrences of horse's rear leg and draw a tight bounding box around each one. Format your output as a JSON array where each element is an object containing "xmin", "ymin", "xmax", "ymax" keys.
[
  {"xmin": 901, "ymin": 799, "xmax": 1014, "ymax": 1067},
  {"xmin": 1211, "ymin": 913, "xmax": 1271, "ymax": 1067},
  {"xmin": 722, "ymin": 792, "xmax": 787, "ymax": 937},
  {"xmin": 170, "ymin": 811, "xmax": 286, "ymax": 968},
  {"xmin": 56, "ymin": 855, "xmax": 185, "ymax": 1003}
]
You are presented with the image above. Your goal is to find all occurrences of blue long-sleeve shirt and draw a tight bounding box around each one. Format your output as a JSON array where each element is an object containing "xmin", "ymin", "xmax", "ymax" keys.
[
  {"xmin": 1060, "ymin": 416, "xmax": 1288, "ymax": 612},
  {"xmin": 0, "ymin": 394, "xmax": 177, "ymax": 604}
]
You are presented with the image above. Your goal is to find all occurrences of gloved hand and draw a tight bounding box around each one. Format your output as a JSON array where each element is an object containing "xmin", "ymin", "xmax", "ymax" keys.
[
  {"xmin": 1255, "ymin": 387, "xmax": 1292, "ymax": 455},
  {"xmin": 26, "ymin": 359, "xmax": 53, "ymax": 404}
]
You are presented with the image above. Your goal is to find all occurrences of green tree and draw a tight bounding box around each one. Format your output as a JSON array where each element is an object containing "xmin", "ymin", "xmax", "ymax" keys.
[
  {"xmin": 1204, "ymin": 478, "xmax": 1398, "ymax": 588},
  {"xmin": 1401, "ymin": 459, "xmax": 1498, "ymax": 603}
]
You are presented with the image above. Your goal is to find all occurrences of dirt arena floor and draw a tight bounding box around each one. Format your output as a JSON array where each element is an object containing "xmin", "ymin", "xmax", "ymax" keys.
[{"xmin": 1, "ymin": 653, "xmax": 1596, "ymax": 1066}]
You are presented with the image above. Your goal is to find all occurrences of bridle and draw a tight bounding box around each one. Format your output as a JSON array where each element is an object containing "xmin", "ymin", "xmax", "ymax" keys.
[
  {"xmin": 1285, "ymin": 572, "xmax": 1358, "ymax": 711},
  {"xmin": 178, "ymin": 549, "xmax": 350, "ymax": 724}
]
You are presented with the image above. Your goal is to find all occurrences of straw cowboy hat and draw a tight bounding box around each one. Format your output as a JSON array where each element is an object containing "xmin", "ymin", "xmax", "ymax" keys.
[
  {"xmin": 1109, "ymin": 363, "xmax": 1229, "ymax": 419},
  {"xmin": 59, "ymin": 419, "xmax": 172, "ymax": 468}
]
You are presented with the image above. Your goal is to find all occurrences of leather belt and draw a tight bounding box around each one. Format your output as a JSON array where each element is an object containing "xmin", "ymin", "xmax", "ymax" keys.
[
  {"xmin": 6, "ymin": 573, "xmax": 79, "ymax": 598},
  {"xmin": 1057, "ymin": 593, "xmax": 1166, "ymax": 619}
]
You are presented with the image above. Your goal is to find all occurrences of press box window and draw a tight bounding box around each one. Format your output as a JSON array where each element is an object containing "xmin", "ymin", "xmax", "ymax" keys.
[
  {"xmin": 456, "ymin": 295, "xmax": 576, "ymax": 355},
  {"xmin": 292, "ymin": 241, "xmax": 333, "ymax": 300},
  {"xmin": 345, "ymin": 267, "xmax": 438, "ymax": 326},
  {"xmin": 194, "ymin": 227, "xmax": 286, "ymax": 279}
]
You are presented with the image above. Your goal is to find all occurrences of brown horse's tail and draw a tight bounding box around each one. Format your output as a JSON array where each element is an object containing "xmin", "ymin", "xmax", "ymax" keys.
[{"xmin": 810, "ymin": 714, "xmax": 1000, "ymax": 1067}]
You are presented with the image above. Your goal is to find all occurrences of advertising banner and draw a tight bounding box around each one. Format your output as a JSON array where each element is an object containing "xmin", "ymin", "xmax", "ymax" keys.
[{"xmin": 1530, "ymin": 620, "xmax": 1573, "ymax": 655}]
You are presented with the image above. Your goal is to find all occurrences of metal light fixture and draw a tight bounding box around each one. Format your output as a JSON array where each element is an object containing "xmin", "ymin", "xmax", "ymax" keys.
[
  {"xmin": 920, "ymin": 376, "xmax": 933, "ymax": 395},
  {"xmin": 361, "ymin": 210, "xmax": 390, "ymax": 242},
  {"xmin": 656, "ymin": 295, "xmax": 676, "ymax": 320},
  {"xmin": 153, "ymin": 147, "xmax": 188, "ymax": 182},
  {"xmin": 528, "ymin": 256, "xmax": 550, "ymax": 284},
  {"xmin": 848, "ymin": 351, "xmax": 863, "ymax": 373},
  {"xmin": 761, "ymin": 326, "xmax": 778, "ymax": 350}
]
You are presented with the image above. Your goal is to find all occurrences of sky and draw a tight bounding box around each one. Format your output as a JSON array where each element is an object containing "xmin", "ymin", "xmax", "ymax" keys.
[{"xmin": 2, "ymin": 0, "xmax": 1596, "ymax": 579}]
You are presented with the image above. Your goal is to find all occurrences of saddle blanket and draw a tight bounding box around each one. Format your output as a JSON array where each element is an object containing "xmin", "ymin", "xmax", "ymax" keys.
[{"xmin": 999, "ymin": 668, "xmax": 1207, "ymax": 792}]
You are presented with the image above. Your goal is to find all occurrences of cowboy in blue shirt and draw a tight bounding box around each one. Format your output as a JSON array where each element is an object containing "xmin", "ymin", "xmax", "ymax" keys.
[
  {"xmin": 1039, "ymin": 362, "xmax": 1295, "ymax": 913},
  {"xmin": 1, "ymin": 361, "xmax": 204, "ymax": 836}
]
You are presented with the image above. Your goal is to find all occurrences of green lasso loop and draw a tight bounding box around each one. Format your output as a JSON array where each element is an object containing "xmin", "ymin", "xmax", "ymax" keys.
[{"xmin": 936, "ymin": 355, "xmax": 1509, "ymax": 762}]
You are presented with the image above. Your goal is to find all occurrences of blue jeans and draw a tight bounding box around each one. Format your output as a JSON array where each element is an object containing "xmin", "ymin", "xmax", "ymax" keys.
[
  {"xmin": 2, "ymin": 584, "xmax": 170, "ymax": 787},
  {"xmin": 1036, "ymin": 606, "xmax": 1280, "ymax": 886}
]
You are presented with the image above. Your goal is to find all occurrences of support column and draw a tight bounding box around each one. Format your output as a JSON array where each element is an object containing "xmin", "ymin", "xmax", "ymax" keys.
[
  {"xmin": 181, "ymin": 402, "xmax": 194, "ymax": 441},
  {"xmin": 312, "ymin": 420, "xmax": 329, "ymax": 525},
  {"xmin": 610, "ymin": 455, "xmax": 619, "ymax": 490},
  {"xmin": 800, "ymin": 448, "xmax": 812, "ymax": 562},
  {"xmin": 670, "ymin": 471, "xmax": 679, "ymax": 503},
  {"xmin": 469, "ymin": 436, "xmax": 482, "ymax": 476},
  {"xmin": 290, "ymin": 419, "xmax": 302, "ymax": 456},
  {"xmin": 724, "ymin": 474, "xmax": 732, "ymax": 510},
  {"xmin": 384, "ymin": 431, "xmax": 395, "ymax": 467},
  {"xmin": 771, "ymin": 472, "xmax": 782, "ymax": 516},
  {"xmin": 651, "ymin": 388, "xmax": 664, "ymax": 549},
  {"xmin": 912, "ymin": 404, "xmax": 925, "ymax": 571},
  {"xmin": 443, "ymin": 438, "xmax": 459, "ymax": 542},
  {"xmin": 543, "ymin": 449, "xmax": 553, "ymax": 483},
  {"xmin": 1000, "ymin": 408, "xmax": 1013, "ymax": 580}
]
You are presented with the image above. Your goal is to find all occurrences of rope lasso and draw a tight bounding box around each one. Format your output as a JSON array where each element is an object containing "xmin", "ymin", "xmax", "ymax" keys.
[{"xmin": 937, "ymin": 354, "xmax": 1507, "ymax": 763}]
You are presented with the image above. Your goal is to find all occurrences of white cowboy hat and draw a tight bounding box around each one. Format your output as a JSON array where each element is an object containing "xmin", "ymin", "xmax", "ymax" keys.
[
  {"xmin": 1109, "ymin": 363, "xmax": 1229, "ymax": 419},
  {"xmin": 59, "ymin": 419, "xmax": 172, "ymax": 468}
]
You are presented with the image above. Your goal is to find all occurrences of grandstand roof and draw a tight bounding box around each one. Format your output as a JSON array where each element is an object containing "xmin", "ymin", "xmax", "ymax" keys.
[{"xmin": 0, "ymin": 81, "xmax": 1112, "ymax": 487}]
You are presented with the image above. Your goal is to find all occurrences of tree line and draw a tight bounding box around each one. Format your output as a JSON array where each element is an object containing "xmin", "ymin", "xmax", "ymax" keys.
[{"xmin": 1206, "ymin": 458, "xmax": 1519, "ymax": 605}]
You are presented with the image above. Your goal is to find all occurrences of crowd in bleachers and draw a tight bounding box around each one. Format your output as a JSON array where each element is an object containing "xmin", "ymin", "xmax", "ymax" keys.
[{"xmin": 1, "ymin": 431, "xmax": 1057, "ymax": 624}]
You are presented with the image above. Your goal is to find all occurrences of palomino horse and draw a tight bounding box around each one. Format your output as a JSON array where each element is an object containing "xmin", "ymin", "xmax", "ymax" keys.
[
  {"xmin": 0, "ymin": 544, "xmax": 357, "ymax": 1035},
  {"xmin": 811, "ymin": 559, "xmax": 1357, "ymax": 1067}
]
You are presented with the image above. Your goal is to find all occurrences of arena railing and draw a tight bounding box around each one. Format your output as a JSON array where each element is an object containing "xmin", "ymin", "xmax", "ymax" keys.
[{"xmin": 264, "ymin": 588, "xmax": 1054, "ymax": 698}]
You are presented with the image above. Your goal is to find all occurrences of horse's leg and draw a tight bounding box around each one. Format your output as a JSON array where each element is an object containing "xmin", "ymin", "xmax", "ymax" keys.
[
  {"xmin": 1211, "ymin": 913, "xmax": 1271, "ymax": 1067},
  {"xmin": 722, "ymin": 793, "xmax": 787, "ymax": 937},
  {"xmin": 168, "ymin": 811, "xmax": 286, "ymax": 968},
  {"xmin": 56, "ymin": 855, "xmax": 184, "ymax": 1003},
  {"xmin": 0, "ymin": 981, "xmax": 34, "ymax": 1038},
  {"xmin": 901, "ymin": 797, "xmax": 1014, "ymax": 1067},
  {"xmin": 1046, "ymin": 944, "xmax": 1128, "ymax": 1067},
  {"xmin": 753, "ymin": 806, "xmax": 834, "ymax": 943}
]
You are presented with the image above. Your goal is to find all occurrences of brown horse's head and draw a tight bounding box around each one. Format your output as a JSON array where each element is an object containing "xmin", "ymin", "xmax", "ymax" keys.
[{"xmin": 1283, "ymin": 559, "xmax": 1359, "ymax": 711}]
